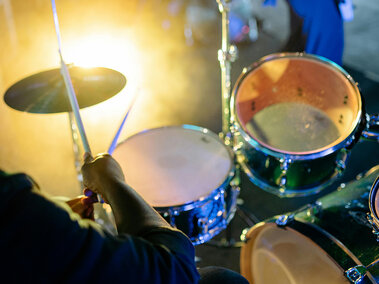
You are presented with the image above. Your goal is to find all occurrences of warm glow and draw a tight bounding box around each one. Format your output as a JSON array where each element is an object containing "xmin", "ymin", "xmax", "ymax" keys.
[
  {"xmin": 63, "ymin": 29, "xmax": 143, "ymax": 93},
  {"xmin": 58, "ymin": 29, "xmax": 145, "ymax": 154}
]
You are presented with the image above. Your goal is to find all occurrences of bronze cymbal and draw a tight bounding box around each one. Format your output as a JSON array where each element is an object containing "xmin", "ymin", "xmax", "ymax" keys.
[{"xmin": 4, "ymin": 66, "xmax": 127, "ymax": 113}]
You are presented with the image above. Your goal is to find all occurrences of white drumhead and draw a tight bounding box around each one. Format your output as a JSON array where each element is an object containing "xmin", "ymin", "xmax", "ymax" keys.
[
  {"xmin": 240, "ymin": 223, "xmax": 349, "ymax": 284},
  {"xmin": 112, "ymin": 126, "xmax": 232, "ymax": 207}
]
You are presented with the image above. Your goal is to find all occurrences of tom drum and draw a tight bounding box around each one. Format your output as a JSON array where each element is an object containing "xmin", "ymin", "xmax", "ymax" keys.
[{"xmin": 231, "ymin": 52, "xmax": 378, "ymax": 197}]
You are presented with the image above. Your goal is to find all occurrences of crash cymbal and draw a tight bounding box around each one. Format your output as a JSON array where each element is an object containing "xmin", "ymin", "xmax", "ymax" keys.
[{"xmin": 4, "ymin": 66, "xmax": 127, "ymax": 113}]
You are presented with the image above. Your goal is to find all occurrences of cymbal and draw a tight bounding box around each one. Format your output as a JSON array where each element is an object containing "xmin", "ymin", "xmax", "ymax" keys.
[{"xmin": 4, "ymin": 66, "xmax": 127, "ymax": 113}]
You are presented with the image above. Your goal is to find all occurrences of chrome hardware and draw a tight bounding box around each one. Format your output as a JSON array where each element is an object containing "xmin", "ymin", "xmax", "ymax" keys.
[
  {"xmin": 240, "ymin": 228, "xmax": 250, "ymax": 243},
  {"xmin": 306, "ymin": 201, "xmax": 323, "ymax": 218},
  {"xmin": 345, "ymin": 265, "xmax": 367, "ymax": 283},
  {"xmin": 336, "ymin": 159, "xmax": 347, "ymax": 174},
  {"xmin": 367, "ymin": 213, "xmax": 379, "ymax": 242},
  {"xmin": 276, "ymin": 214, "xmax": 294, "ymax": 227},
  {"xmin": 197, "ymin": 217, "xmax": 209, "ymax": 234},
  {"xmin": 362, "ymin": 113, "xmax": 379, "ymax": 142},
  {"xmin": 277, "ymin": 158, "xmax": 292, "ymax": 189}
]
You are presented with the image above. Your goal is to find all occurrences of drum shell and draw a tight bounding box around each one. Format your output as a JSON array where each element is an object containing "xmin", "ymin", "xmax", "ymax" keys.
[
  {"xmin": 236, "ymin": 136, "xmax": 350, "ymax": 196},
  {"xmin": 240, "ymin": 166, "xmax": 379, "ymax": 283},
  {"xmin": 155, "ymin": 175, "xmax": 238, "ymax": 245},
  {"xmin": 231, "ymin": 52, "xmax": 366, "ymax": 197}
]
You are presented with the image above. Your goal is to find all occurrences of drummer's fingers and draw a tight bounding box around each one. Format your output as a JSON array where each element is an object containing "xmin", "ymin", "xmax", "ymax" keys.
[{"xmin": 83, "ymin": 152, "xmax": 93, "ymax": 164}]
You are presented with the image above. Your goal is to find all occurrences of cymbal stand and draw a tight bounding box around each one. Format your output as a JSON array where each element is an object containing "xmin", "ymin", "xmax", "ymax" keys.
[
  {"xmin": 216, "ymin": 0, "xmax": 238, "ymax": 146},
  {"xmin": 208, "ymin": 0, "xmax": 259, "ymax": 248}
]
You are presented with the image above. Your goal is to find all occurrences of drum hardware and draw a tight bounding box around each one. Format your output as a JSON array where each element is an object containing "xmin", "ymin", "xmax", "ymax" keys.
[
  {"xmin": 212, "ymin": 0, "xmax": 265, "ymax": 248},
  {"xmin": 275, "ymin": 214, "xmax": 294, "ymax": 227},
  {"xmin": 362, "ymin": 114, "xmax": 379, "ymax": 142},
  {"xmin": 159, "ymin": 188, "xmax": 227, "ymax": 240},
  {"xmin": 275, "ymin": 201, "xmax": 323, "ymax": 227},
  {"xmin": 367, "ymin": 213, "xmax": 379, "ymax": 242},
  {"xmin": 346, "ymin": 259, "xmax": 379, "ymax": 284},
  {"xmin": 216, "ymin": 0, "xmax": 239, "ymax": 144},
  {"xmin": 345, "ymin": 265, "xmax": 369, "ymax": 284}
]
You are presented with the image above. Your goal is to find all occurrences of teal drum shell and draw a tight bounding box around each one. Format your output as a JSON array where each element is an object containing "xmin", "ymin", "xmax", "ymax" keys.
[
  {"xmin": 231, "ymin": 53, "xmax": 366, "ymax": 197},
  {"xmin": 241, "ymin": 166, "xmax": 379, "ymax": 284}
]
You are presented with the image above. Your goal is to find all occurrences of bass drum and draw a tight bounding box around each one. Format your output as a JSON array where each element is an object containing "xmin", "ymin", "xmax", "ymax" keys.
[
  {"xmin": 240, "ymin": 165, "xmax": 379, "ymax": 284},
  {"xmin": 113, "ymin": 125, "xmax": 238, "ymax": 245},
  {"xmin": 230, "ymin": 52, "xmax": 379, "ymax": 197}
]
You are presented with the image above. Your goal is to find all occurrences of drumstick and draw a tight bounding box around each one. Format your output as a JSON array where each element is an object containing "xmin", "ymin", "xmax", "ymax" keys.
[
  {"xmin": 108, "ymin": 90, "xmax": 138, "ymax": 155},
  {"xmin": 51, "ymin": 0, "xmax": 92, "ymax": 155}
]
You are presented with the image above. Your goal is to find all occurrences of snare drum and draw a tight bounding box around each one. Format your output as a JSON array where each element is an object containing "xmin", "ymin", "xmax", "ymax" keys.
[
  {"xmin": 112, "ymin": 125, "xmax": 237, "ymax": 245},
  {"xmin": 231, "ymin": 53, "xmax": 372, "ymax": 197},
  {"xmin": 240, "ymin": 166, "xmax": 379, "ymax": 284}
]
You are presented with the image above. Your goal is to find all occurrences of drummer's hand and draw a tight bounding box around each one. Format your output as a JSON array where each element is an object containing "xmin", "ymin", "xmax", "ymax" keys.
[
  {"xmin": 66, "ymin": 191, "xmax": 98, "ymax": 220},
  {"xmin": 81, "ymin": 152, "xmax": 125, "ymax": 203}
]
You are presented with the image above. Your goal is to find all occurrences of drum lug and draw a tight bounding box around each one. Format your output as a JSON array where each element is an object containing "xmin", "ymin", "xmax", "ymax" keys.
[
  {"xmin": 230, "ymin": 124, "xmax": 243, "ymax": 152},
  {"xmin": 336, "ymin": 149, "xmax": 348, "ymax": 176},
  {"xmin": 336, "ymin": 158, "xmax": 347, "ymax": 175},
  {"xmin": 345, "ymin": 265, "xmax": 367, "ymax": 283},
  {"xmin": 277, "ymin": 158, "xmax": 292, "ymax": 193},
  {"xmin": 362, "ymin": 113, "xmax": 379, "ymax": 142},
  {"xmin": 163, "ymin": 209, "xmax": 179, "ymax": 228},
  {"xmin": 197, "ymin": 217, "xmax": 209, "ymax": 234},
  {"xmin": 276, "ymin": 214, "xmax": 294, "ymax": 227},
  {"xmin": 366, "ymin": 213, "xmax": 379, "ymax": 242},
  {"xmin": 303, "ymin": 201, "xmax": 323, "ymax": 220},
  {"xmin": 240, "ymin": 228, "xmax": 250, "ymax": 243}
]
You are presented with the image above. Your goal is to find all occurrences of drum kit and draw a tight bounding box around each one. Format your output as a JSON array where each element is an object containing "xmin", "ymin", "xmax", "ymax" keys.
[{"xmin": 2, "ymin": 0, "xmax": 379, "ymax": 283}]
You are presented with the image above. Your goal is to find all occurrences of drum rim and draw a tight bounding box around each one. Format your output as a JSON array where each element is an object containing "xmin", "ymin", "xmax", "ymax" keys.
[
  {"xmin": 369, "ymin": 175, "xmax": 379, "ymax": 229},
  {"xmin": 113, "ymin": 124, "xmax": 236, "ymax": 210},
  {"xmin": 231, "ymin": 52, "xmax": 364, "ymax": 160},
  {"xmin": 240, "ymin": 219, "xmax": 364, "ymax": 283}
]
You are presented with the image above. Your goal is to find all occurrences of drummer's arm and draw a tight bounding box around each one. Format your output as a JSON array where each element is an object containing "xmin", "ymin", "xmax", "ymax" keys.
[{"xmin": 81, "ymin": 153, "xmax": 172, "ymax": 235}]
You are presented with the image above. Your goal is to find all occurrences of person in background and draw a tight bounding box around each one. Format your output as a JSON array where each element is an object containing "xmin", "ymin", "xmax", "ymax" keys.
[{"xmin": 265, "ymin": 0, "xmax": 354, "ymax": 66}]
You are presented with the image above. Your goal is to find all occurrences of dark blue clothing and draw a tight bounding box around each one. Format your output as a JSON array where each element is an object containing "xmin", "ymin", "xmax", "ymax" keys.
[
  {"xmin": 287, "ymin": 0, "xmax": 344, "ymax": 65},
  {"xmin": 0, "ymin": 172, "xmax": 199, "ymax": 284}
]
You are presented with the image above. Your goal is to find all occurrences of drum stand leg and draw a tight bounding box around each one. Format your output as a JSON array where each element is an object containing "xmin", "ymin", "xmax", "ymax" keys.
[{"xmin": 206, "ymin": 202, "xmax": 260, "ymax": 248}]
